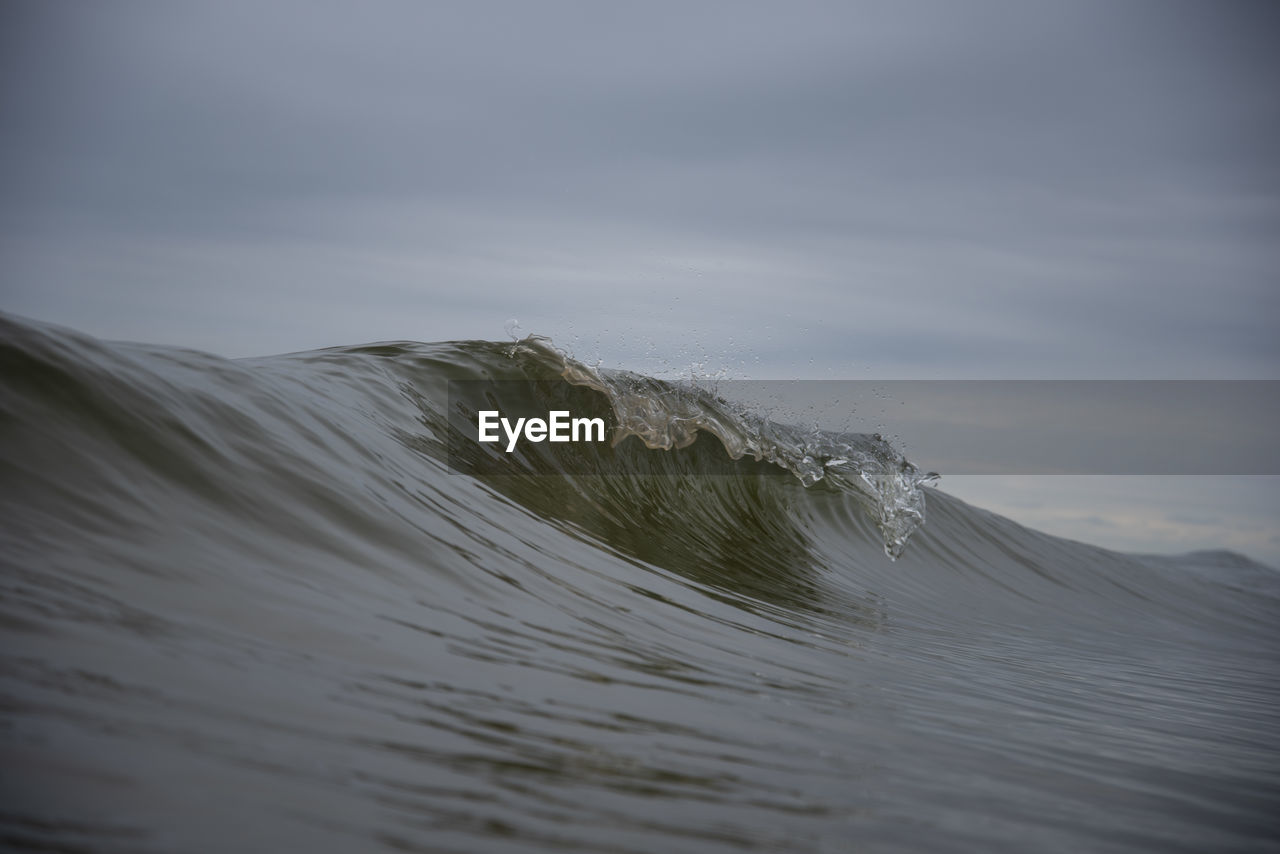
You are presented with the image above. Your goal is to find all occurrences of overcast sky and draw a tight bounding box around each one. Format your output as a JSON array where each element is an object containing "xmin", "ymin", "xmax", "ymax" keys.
[{"xmin": 2, "ymin": 1, "xmax": 1277, "ymax": 560}]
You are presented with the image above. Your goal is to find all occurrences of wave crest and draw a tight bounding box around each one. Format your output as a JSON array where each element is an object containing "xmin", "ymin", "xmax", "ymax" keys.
[{"xmin": 511, "ymin": 336, "xmax": 939, "ymax": 558}]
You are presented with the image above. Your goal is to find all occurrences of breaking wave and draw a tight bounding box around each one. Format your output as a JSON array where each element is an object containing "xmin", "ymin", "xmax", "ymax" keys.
[{"xmin": 1, "ymin": 312, "xmax": 1277, "ymax": 853}]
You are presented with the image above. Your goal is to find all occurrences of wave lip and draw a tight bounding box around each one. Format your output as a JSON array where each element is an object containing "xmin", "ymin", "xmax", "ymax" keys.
[{"xmin": 508, "ymin": 336, "xmax": 939, "ymax": 558}]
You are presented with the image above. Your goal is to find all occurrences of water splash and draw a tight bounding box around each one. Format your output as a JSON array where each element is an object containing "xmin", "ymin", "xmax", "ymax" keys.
[{"xmin": 510, "ymin": 335, "xmax": 939, "ymax": 559}]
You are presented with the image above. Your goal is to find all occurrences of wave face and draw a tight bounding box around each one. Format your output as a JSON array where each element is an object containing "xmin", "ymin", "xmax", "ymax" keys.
[{"xmin": 2, "ymin": 313, "xmax": 1278, "ymax": 853}]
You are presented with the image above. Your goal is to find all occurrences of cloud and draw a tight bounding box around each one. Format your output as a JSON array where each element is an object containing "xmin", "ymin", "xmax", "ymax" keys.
[{"xmin": 0, "ymin": 0, "xmax": 1276, "ymax": 378}]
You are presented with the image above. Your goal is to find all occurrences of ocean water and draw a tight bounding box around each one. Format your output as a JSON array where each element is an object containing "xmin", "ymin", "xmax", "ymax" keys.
[{"xmin": 2, "ymin": 312, "xmax": 1278, "ymax": 853}]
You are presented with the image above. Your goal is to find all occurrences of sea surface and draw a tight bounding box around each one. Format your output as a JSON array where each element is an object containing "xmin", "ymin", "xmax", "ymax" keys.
[{"xmin": 2, "ymin": 312, "xmax": 1278, "ymax": 853}]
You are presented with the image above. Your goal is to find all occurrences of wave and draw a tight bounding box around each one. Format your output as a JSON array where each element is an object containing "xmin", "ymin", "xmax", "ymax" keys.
[
  {"xmin": 1, "ymin": 312, "xmax": 1277, "ymax": 853},
  {"xmin": 452, "ymin": 334, "xmax": 938, "ymax": 558}
]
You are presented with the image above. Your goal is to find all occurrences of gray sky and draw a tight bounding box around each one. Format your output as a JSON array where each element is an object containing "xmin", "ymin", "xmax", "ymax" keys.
[{"xmin": 2, "ymin": 1, "xmax": 1278, "ymax": 560}]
